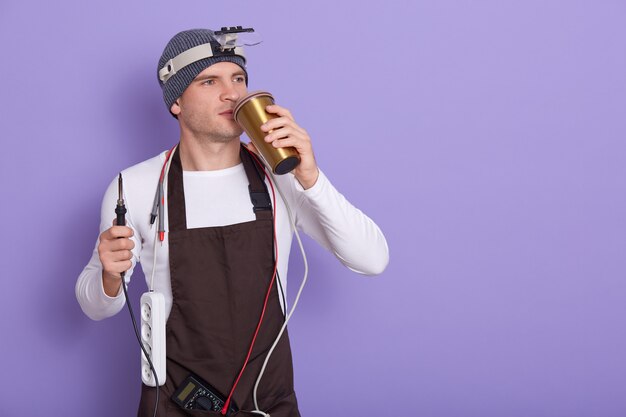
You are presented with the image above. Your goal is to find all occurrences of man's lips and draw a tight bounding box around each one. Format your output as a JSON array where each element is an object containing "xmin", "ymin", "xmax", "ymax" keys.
[{"xmin": 219, "ymin": 109, "xmax": 234, "ymax": 117}]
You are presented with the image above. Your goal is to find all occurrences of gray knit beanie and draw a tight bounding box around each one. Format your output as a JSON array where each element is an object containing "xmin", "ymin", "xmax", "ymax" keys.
[{"xmin": 157, "ymin": 29, "xmax": 248, "ymax": 115}]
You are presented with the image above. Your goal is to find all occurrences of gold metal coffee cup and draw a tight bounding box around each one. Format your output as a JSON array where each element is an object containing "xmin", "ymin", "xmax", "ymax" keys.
[{"xmin": 233, "ymin": 91, "xmax": 301, "ymax": 175}]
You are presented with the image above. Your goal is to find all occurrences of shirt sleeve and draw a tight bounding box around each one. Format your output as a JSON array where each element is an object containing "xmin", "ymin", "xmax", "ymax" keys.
[
  {"xmin": 285, "ymin": 169, "xmax": 389, "ymax": 276},
  {"xmin": 75, "ymin": 176, "xmax": 141, "ymax": 321}
]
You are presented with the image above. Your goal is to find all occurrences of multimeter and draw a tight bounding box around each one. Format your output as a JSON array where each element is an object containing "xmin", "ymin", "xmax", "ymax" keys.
[{"xmin": 172, "ymin": 374, "xmax": 238, "ymax": 415}]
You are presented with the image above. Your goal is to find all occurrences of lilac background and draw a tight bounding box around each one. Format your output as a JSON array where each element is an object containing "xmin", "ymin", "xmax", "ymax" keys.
[{"xmin": 1, "ymin": 1, "xmax": 625, "ymax": 416}]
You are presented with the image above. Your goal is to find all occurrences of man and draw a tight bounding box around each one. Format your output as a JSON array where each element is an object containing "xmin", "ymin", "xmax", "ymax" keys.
[{"xmin": 76, "ymin": 28, "xmax": 388, "ymax": 416}]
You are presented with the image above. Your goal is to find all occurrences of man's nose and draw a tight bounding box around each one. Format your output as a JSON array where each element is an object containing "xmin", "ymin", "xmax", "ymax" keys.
[{"xmin": 220, "ymin": 83, "xmax": 240, "ymax": 102}]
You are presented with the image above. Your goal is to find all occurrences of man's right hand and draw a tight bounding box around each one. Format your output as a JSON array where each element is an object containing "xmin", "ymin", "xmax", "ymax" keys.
[{"xmin": 97, "ymin": 220, "xmax": 135, "ymax": 297}]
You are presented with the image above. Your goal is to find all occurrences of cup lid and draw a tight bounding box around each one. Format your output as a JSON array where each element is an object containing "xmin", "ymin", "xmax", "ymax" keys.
[{"xmin": 233, "ymin": 90, "xmax": 274, "ymax": 119}]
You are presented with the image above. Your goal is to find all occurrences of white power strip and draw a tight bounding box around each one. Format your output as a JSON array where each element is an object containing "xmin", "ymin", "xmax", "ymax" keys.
[{"xmin": 140, "ymin": 292, "xmax": 166, "ymax": 386}]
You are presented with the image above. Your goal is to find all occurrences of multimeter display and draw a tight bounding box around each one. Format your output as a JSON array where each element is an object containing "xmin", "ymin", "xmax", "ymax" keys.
[
  {"xmin": 177, "ymin": 381, "xmax": 196, "ymax": 402},
  {"xmin": 172, "ymin": 374, "xmax": 238, "ymax": 415}
]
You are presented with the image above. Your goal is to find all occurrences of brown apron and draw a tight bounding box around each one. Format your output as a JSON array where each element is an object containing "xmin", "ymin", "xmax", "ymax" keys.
[{"xmin": 138, "ymin": 145, "xmax": 300, "ymax": 416}]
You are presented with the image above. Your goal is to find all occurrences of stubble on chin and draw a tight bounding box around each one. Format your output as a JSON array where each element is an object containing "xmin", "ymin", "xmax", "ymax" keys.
[
  {"xmin": 184, "ymin": 115, "xmax": 244, "ymax": 144},
  {"xmin": 203, "ymin": 124, "xmax": 244, "ymax": 144}
]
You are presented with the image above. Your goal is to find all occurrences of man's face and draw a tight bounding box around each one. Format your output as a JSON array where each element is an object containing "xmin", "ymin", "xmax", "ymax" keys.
[{"xmin": 171, "ymin": 61, "xmax": 247, "ymax": 142}]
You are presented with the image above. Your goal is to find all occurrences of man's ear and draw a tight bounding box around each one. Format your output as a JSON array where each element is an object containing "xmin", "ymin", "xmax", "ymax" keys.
[{"xmin": 170, "ymin": 99, "xmax": 181, "ymax": 116}]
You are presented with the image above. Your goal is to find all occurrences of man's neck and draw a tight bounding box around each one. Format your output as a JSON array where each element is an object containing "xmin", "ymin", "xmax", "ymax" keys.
[{"xmin": 178, "ymin": 136, "xmax": 241, "ymax": 171}]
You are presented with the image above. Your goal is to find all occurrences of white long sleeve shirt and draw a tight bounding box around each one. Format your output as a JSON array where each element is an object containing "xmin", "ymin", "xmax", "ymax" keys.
[{"xmin": 76, "ymin": 150, "xmax": 389, "ymax": 321}]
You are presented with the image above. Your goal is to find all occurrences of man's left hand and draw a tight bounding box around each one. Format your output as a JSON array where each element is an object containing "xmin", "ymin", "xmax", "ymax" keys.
[{"xmin": 258, "ymin": 104, "xmax": 319, "ymax": 189}]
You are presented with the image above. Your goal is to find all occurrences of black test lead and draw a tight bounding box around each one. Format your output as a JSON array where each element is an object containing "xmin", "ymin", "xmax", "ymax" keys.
[{"xmin": 150, "ymin": 182, "xmax": 159, "ymax": 225}]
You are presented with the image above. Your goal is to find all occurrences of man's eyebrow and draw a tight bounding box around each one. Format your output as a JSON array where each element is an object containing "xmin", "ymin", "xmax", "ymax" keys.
[
  {"xmin": 194, "ymin": 74, "xmax": 217, "ymax": 82},
  {"xmin": 194, "ymin": 71, "xmax": 246, "ymax": 82}
]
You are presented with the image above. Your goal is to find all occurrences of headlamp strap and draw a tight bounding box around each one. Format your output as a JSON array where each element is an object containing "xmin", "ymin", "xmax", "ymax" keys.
[{"xmin": 158, "ymin": 43, "xmax": 246, "ymax": 83}]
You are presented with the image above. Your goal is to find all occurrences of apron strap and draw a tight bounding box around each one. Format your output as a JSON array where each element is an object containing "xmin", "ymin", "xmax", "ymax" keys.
[
  {"xmin": 167, "ymin": 146, "xmax": 187, "ymax": 232},
  {"xmin": 240, "ymin": 145, "xmax": 273, "ymax": 221}
]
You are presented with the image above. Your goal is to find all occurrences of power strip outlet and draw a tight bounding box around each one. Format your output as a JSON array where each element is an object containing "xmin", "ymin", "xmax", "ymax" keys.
[{"xmin": 140, "ymin": 292, "xmax": 166, "ymax": 386}]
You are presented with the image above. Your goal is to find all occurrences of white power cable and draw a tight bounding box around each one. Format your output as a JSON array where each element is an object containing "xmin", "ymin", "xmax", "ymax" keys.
[{"xmin": 252, "ymin": 165, "xmax": 309, "ymax": 414}]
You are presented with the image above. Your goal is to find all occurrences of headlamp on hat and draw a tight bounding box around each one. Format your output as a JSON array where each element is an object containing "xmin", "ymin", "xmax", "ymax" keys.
[{"xmin": 158, "ymin": 26, "xmax": 258, "ymax": 84}]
